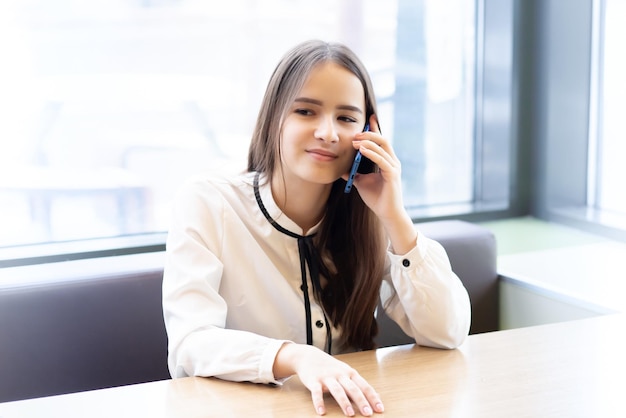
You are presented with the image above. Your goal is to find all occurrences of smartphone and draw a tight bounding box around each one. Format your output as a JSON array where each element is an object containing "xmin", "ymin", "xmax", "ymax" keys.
[{"xmin": 344, "ymin": 123, "xmax": 375, "ymax": 193}]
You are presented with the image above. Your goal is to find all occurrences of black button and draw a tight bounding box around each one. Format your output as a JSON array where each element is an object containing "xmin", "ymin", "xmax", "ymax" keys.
[
  {"xmin": 315, "ymin": 320, "xmax": 324, "ymax": 328},
  {"xmin": 402, "ymin": 259, "xmax": 410, "ymax": 267}
]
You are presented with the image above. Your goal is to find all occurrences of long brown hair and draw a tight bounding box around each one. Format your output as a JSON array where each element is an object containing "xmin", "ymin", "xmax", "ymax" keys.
[{"xmin": 247, "ymin": 40, "xmax": 387, "ymax": 350}]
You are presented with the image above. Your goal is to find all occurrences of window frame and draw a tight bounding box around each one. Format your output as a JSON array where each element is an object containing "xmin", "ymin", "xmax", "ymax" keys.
[
  {"xmin": 409, "ymin": 0, "xmax": 521, "ymax": 224},
  {"xmin": 523, "ymin": 0, "xmax": 626, "ymax": 243}
]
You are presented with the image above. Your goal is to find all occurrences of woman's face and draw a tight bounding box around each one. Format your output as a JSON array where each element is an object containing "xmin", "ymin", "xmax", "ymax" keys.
[{"xmin": 278, "ymin": 61, "xmax": 366, "ymax": 187}]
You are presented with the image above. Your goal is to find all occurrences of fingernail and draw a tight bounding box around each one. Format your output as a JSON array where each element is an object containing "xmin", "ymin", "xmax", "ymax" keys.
[
  {"xmin": 375, "ymin": 402, "xmax": 385, "ymax": 412},
  {"xmin": 317, "ymin": 406, "xmax": 325, "ymax": 415},
  {"xmin": 346, "ymin": 406, "xmax": 355, "ymax": 416},
  {"xmin": 363, "ymin": 406, "xmax": 373, "ymax": 416}
]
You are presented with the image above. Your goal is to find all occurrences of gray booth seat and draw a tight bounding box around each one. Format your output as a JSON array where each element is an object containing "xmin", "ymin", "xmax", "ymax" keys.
[
  {"xmin": 0, "ymin": 220, "xmax": 497, "ymax": 403},
  {"xmin": 0, "ymin": 263, "xmax": 170, "ymax": 403}
]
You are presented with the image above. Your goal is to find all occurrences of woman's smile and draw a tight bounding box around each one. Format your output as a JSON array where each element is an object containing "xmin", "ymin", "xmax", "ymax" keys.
[{"xmin": 306, "ymin": 148, "xmax": 339, "ymax": 162}]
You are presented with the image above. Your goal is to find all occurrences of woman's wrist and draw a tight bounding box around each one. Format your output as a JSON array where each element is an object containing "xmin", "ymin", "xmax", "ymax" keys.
[
  {"xmin": 382, "ymin": 211, "xmax": 417, "ymax": 255},
  {"xmin": 273, "ymin": 342, "xmax": 299, "ymax": 380}
]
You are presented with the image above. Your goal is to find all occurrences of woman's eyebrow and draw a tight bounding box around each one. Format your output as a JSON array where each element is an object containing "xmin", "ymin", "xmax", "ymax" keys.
[{"xmin": 294, "ymin": 97, "xmax": 363, "ymax": 114}]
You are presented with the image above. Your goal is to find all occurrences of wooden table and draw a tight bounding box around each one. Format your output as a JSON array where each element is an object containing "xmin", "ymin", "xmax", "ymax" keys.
[{"xmin": 1, "ymin": 314, "xmax": 625, "ymax": 417}]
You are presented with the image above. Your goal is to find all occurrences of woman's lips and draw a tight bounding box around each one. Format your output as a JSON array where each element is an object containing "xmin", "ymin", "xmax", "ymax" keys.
[{"xmin": 306, "ymin": 149, "xmax": 338, "ymax": 161}]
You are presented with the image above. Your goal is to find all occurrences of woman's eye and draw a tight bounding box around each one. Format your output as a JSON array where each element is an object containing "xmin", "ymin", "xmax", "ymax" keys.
[
  {"xmin": 339, "ymin": 116, "xmax": 357, "ymax": 123},
  {"xmin": 295, "ymin": 108, "xmax": 313, "ymax": 116}
]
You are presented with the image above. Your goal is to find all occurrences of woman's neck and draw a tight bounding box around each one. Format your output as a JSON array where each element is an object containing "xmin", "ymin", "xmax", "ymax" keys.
[{"xmin": 270, "ymin": 173, "xmax": 331, "ymax": 234}]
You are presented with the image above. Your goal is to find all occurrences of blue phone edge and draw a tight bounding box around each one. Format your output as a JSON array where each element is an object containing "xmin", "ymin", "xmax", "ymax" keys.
[
  {"xmin": 344, "ymin": 151, "xmax": 362, "ymax": 193},
  {"xmin": 344, "ymin": 122, "xmax": 370, "ymax": 193}
]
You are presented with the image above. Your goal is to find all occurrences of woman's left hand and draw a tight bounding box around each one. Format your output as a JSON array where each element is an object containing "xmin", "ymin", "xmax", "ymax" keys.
[
  {"xmin": 342, "ymin": 114, "xmax": 417, "ymax": 254},
  {"xmin": 343, "ymin": 114, "xmax": 404, "ymax": 222}
]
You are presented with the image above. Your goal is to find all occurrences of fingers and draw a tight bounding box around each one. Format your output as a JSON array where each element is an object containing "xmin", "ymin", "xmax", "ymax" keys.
[
  {"xmin": 317, "ymin": 374, "xmax": 383, "ymax": 417},
  {"xmin": 337, "ymin": 376, "xmax": 374, "ymax": 417},
  {"xmin": 310, "ymin": 383, "xmax": 327, "ymax": 416},
  {"xmin": 355, "ymin": 140, "xmax": 399, "ymax": 172},
  {"xmin": 325, "ymin": 379, "xmax": 357, "ymax": 416},
  {"xmin": 294, "ymin": 345, "xmax": 383, "ymax": 417},
  {"xmin": 350, "ymin": 374, "xmax": 385, "ymax": 414},
  {"xmin": 367, "ymin": 114, "xmax": 380, "ymax": 134},
  {"xmin": 354, "ymin": 125, "xmax": 399, "ymax": 170}
]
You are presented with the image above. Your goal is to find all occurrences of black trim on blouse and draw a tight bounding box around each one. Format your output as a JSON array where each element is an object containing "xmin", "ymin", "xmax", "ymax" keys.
[{"xmin": 253, "ymin": 172, "xmax": 332, "ymax": 354}]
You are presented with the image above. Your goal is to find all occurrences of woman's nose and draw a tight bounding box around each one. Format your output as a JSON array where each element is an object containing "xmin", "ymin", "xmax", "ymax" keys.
[{"xmin": 314, "ymin": 117, "xmax": 339, "ymax": 143}]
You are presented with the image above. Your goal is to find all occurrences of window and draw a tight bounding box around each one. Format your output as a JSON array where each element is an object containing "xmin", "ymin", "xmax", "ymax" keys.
[
  {"xmin": 524, "ymin": 0, "xmax": 626, "ymax": 242},
  {"xmin": 0, "ymin": 0, "xmax": 480, "ymax": 251},
  {"xmin": 589, "ymin": 0, "xmax": 626, "ymax": 225}
]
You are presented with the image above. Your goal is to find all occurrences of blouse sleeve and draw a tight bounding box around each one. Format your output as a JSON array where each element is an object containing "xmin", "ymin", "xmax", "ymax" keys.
[
  {"xmin": 162, "ymin": 177, "xmax": 288, "ymax": 384},
  {"xmin": 379, "ymin": 229, "xmax": 472, "ymax": 349}
]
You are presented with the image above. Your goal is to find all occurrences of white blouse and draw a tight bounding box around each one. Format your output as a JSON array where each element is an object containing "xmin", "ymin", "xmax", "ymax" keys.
[{"xmin": 162, "ymin": 171, "xmax": 471, "ymax": 384}]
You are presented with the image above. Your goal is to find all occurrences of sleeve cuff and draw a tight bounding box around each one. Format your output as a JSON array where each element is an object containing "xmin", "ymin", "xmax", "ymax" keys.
[
  {"xmin": 259, "ymin": 339, "xmax": 293, "ymax": 385},
  {"xmin": 387, "ymin": 230, "xmax": 429, "ymax": 269}
]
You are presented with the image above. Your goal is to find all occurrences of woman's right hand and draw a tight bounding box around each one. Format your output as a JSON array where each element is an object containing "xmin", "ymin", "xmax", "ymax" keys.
[{"xmin": 273, "ymin": 343, "xmax": 384, "ymax": 416}]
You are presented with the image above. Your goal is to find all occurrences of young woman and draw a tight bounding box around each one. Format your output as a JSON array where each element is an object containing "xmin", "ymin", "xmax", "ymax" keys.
[{"xmin": 162, "ymin": 39, "xmax": 471, "ymax": 417}]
